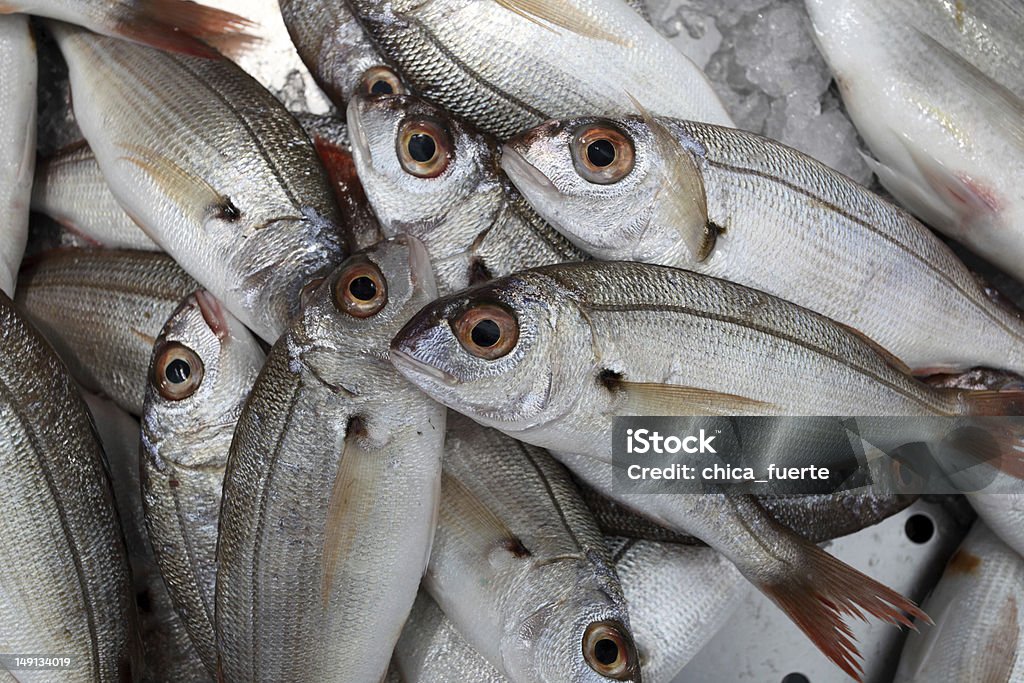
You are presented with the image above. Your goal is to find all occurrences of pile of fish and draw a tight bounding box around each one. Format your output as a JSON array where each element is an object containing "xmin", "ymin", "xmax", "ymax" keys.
[{"xmin": 1, "ymin": 0, "xmax": 1023, "ymax": 681}]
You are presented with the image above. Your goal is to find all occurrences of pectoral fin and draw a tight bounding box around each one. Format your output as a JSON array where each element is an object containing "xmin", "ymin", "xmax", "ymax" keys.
[
  {"xmin": 603, "ymin": 374, "xmax": 777, "ymax": 415},
  {"xmin": 494, "ymin": 0, "xmax": 630, "ymax": 46},
  {"xmin": 439, "ymin": 471, "xmax": 531, "ymax": 558}
]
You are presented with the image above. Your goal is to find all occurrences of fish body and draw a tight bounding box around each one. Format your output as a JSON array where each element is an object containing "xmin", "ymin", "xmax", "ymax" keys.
[
  {"xmin": 0, "ymin": 292, "xmax": 139, "ymax": 681},
  {"xmin": 53, "ymin": 24, "xmax": 346, "ymax": 343},
  {"xmin": 429, "ymin": 412, "xmax": 640, "ymax": 682},
  {"xmin": 503, "ymin": 115, "xmax": 1024, "ymax": 375},
  {"xmin": 216, "ymin": 237, "xmax": 445, "ymax": 682},
  {"xmin": 969, "ymin": 483, "xmax": 1024, "ymax": 559},
  {"xmin": 805, "ymin": 0, "xmax": 1024, "ymax": 282},
  {"xmin": 894, "ymin": 522, "xmax": 1024, "ymax": 682},
  {"xmin": 32, "ymin": 141, "xmax": 159, "ymax": 251},
  {"xmin": 348, "ymin": 94, "xmax": 584, "ymax": 294},
  {"xmin": 346, "ymin": 0, "xmax": 732, "ymax": 139},
  {"xmin": 142, "ymin": 292, "xmax": 264, "ymax": 674},
  {"xmin": 0, "ymin": 14, "xmax": 35, "ymax": 296}
]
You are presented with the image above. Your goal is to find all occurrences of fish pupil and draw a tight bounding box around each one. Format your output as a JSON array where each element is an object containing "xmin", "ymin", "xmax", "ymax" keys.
[
  {"xmin": 349, "ymin": 276, "xmax": 377, "ymax": 301},
  {"xmin": 586, "ymin": 139, "xmax": 616, "ymax": 167},
  {"xmin": 408, "ymin": 134, "xmax": 436, "ymax": 163},
  {"xmin": 471, "ymin": 319, "xmax": 501, "ymax": 348},
  {"xmin": 165, "ymin": 358, "xmax": 191, "ymax": 384},
  {"xmin": 594, "ymin": 638, "xmax": 619, "ymax": 666},
  {"xmin": 370, "ymin": 80, "xmax": 394, "ymax": 95}
]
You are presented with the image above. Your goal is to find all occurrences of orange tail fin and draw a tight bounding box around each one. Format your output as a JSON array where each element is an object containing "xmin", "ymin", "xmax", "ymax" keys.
[{"xmin": 114, "ymin": 0, "xmax": 258, "ymax": 59}]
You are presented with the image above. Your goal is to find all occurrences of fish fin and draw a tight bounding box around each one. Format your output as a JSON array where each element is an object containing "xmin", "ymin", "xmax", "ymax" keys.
[
  {"xmin": 117, "ymin": 142, "xmax": 234, "ymax": 224},
  {"xmin": 602, "ymin": 374, "xmax": 777, "ymax": 415},
  {"xmin": 962, "ymin": 390, "xmax": 1024, "ymax": 417},
  {"xmin": 113, "ymin": 0, "xmax": 258, "ymax": 59},
  {"xmin": 833, "ymin": 321, "xmax": 915, "ymax": 377},
  {"xmin": 859, "ymin": 150, "xmax": 958, "ymax": 230},
  {"xmin": 898, "ymin": 136, "xmax": 1004, "ymax": 227},
  {"xmin": 493, "ymin": 0, "xmax": 631, "ymax": 46},
  {"xmin": 978, "ymin": 597, "xmax": 1019, "ymax": 683},
  {"xmin": 320, "ymin": 425, "xmax": 384, "ymax": 607},
  {"xmin": 758, "ymin": 535, "xmax": 929, "ymax": 681},
  {"xmin": 627, "ymin": 92, "xmax": 713, "ymax": 262},
  {"xmin": 439, "ymin": 471, "xmax": 531, "ymax": 558}
]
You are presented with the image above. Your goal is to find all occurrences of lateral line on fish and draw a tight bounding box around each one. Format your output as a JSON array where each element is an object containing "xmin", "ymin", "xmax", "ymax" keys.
[
  {"xmin": 580, "ymin": 301, "xmax": 950, "ymax": 414},
  {"xmin": 704, "ymin": 158, "xmax": 1024, "ymax": 341},
  {"xmin": 0, "ymin": 380, "xmax": 104, "ymax": 678},
  {"xmin": 610, "ymin": 538, "xmax": 637, "ymax": 564},
  {"xmin": 517, "ymin": 443, "xmax": 587, "ymax": 551},
  {"xmin": 402, "ymin": 14, "xmax": 551, "ymax": 122}
]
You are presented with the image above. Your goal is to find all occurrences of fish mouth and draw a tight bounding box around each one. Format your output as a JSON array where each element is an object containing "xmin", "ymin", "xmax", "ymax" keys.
[
  {"xmin": 500, "ymin": 146, "xmax": 559, "ymax": 200},
  {"xmin": 389, "ymin": 348, "xmax": 460, "ymax": 386},
  {"xmin": 346, "ymin": 98, "xmax": 372, "ymax": 168}
]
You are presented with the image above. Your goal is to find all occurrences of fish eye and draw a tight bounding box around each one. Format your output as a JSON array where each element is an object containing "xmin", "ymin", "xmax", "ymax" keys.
[
  {"xmin": 571, "ymin": 123, "xmax": 635, "ymax": 185},
  {"xmin": 582, "ymin": 621, "xmax": 639, "ymax": 680},
  {"xmin": 453, "ymin": 303, "xmax": 518, "ymax": 360},
  {"xmin": 360, "ymin": 66, "xmax": 406, "ymax": 96},
  {"xmin": 334, "ymin": 259, "xmax": 388, "ymax": 318},
  {"xmin": 152, "ymin": 342, "xmax": 204, "ymax": 401},
  {"xmin": 397, "ymin": 118, "xmax": 452, "ymax": 178}
]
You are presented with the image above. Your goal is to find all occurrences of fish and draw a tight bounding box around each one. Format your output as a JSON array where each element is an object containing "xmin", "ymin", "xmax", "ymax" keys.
[
  {"xmin": 388, "ymin": 261, "xmax": 1024, "ymax": 678},
  {"xmin": 347, "ymin": 93, "xmax": 585, "ymax": 294},
  {"xmin": 584, "ymin": 486, "xmax": 918, "ymax": 545},
  {"xmin": 394, "ymin": 592, "xmax": 508, "ymax": 683},
  {"xmin": 0, "ymin": 14, "xmax": 35, "ymax": 297},
  {"xmin": 141, "ymin": 291, "xmax": 264, "ymax": 675},
  {"xmin": 805, "ymin": 0, "xmax": 1024, "ymax": 283},
  {"xmin": 215, "ymin": 236, "xmax": 446, "ymax": 682},
  {"xmin": 894, "ymin": 521, "xmax": 1024, "ymax": 682},
  {"xmin": 16, "ymin": 249, "xmax": 199, "ymax": 415},
  {"xmin": 0, "ymin": 291, "xmax": 139, "ymax": 682},
  {"xmin": 279, "ymin": 0, "xmax": 407, "ymax": 108},
  {"xmin": 502, "ymin": 113, "xmax": 1024, "ymax": 376},
  {"xmin": 429, "ymin": 412, "xmax": 640, "ymax": 682},
  {"xmin": 52, "ymin": 24, "xmax": 347, "ymax": 343},
  {"xmin": 968, "ymin": 484, "xmax": 1024, "ymax": 560},
  {"xmin": 345, "ymin": 0, "xmax": 733, "ymax": 139},
  {"xmin": 32, "ymin": 141, "xmax": 160, "ymax": 251},
  {"xmin": 84, "ymin": 394, "xmax": 211, "ymax": 683},
  {"xmin": 607, "ymin": 537, "xmax": 746, "ymax": 683},
  {"xmin": 0, "ymin": 0, "xmax": 255, "ymax": 58}
]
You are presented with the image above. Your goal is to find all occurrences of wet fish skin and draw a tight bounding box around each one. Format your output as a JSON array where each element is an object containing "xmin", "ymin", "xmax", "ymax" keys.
[
  {"xmin": 395, "ymin": 592, "xmax": 508, "ymax": 683},
  {"xmin": 0, "ymin": 292, "xmax": 139, "ymax": 682},
  {"xmin": 84, "ymin": 394, "xmax": 212, "ymax": 683},
  {"xmin": 430, "ymin": 412, "xmax": 640, "ymax": 683},
  {"xmin": 805, "ymin": 0, "xmax": 1024, "ymax": 283},
  {"xmin": 216, "ymin": 236, "xmax": 445, "ymax": 683},
  {"xmin": 142, "ymin": 291, "xmax": 264, "ymax": 675},
  {"xmin": 894, "ymin": 522, "xmax": 1024, "ymax": 682},
  {"xmin": 503, "ymin": 114, "xmax": 1024, "ymax": 375},
  {"xmin": 16, "ymin": 249, "xmax": 199, "ymax": 415},
  {"xmin": 346, "ymin": 0, "xmax": 732, "ymax": 139},
  {"xmin": 0, "ymin": 14, "xmax": 35, "ymax": 297},
  {"xmin": 32, "ymin": 141, "xmax": 159, "ymax": 251},
  {"xmin": 347, "ymin": 93, "xmax": 584, "ymax": 294},
  {"xmin": 968, "ymin": 484, "xmax": 1024, "ymax": 560},
  {"xmin": 52, "ymin": 24, "xmax": 347, "ymax": 343},
  {"xmin": 607, "ymin": 537, "xmax": 746, "ymax": 683}
]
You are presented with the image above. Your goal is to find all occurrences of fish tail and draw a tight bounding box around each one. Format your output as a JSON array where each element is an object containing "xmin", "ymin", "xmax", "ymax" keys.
[
  {"xmin": 957, "ymin": 391, "xmax": 1024, "ymax": 479},
  {"xmin": 757, "ymin": 536, "xmax": 929, "ymax": 681},
  {"xmin": 112, "ymin": 0, "xmax": 258, "ymax": 59}
]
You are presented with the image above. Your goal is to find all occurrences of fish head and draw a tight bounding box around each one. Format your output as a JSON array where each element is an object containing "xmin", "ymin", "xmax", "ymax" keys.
[
  {"xmin": 142, "ymin": 290, "xmax": 264, "ymax": 463},
  {"xmin": 346, "ymin": 93, "xmax": 500, "ymax": 240},
  {"xmin": 502, "ymin": 117, "xmax": 670, "ymax": 261},
  {"xmin": 390, "ymin": 269, "xmax": 590, "ymax": 432}
]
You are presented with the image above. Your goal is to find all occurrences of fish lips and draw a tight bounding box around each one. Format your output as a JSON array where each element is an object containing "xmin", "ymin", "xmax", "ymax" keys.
[
  {"xmin": 500, "ymin": 143, "xmax": 561, "ymax": 205},
  {"xmin": 389, "ymin": 302, "xmax": 462, "ymax": 387}
]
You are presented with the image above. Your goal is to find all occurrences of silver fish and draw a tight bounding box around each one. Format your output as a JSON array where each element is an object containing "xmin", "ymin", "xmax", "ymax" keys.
[
  {"xmin": 395, "ymin": 592, "xmax": 508, "ymax": 683},
  {"xmin": 1, "ymin": 0, "xmax": 254, "ymax": 57},
  {"xmin": 16, "ymin": 249, "xmax": 199, "ymax": 415},
  {"xmin": 84, "ymin": 394, "xmax": 211, "ymax": 683},
  {"xmin": 32, "ymin": 141, "xmax": 159, "ymax": 251},
  {"xmin": 969, "ymin": 484, "xmax": 1024, "ymax": 561},
  {"xmin": 806, "ymin": 0, "xmax": 1024, "ymax": 283},
  {"xmin": 430, "ymin": 412, "xmax": 640, "ymax": 682},
  {"xmin": 0, "ymin": 292, "xmax": 139, "ymax": 681},
  {"xmin": 141, "ymin": 291, "xmax": 264, "ymax": 675},
  {"xmin": 608, "ymin": 538, "xmax": 746, "ymax": 683},
  {"xmin": 0, "ymin": 14, "xmax": 35, "ymax": 297},
  {"xmin": 52, "ymin": 24, "xmax": 347, "ymax": 343},
  {"xmin": 347, "ymin": 93, "xmax": 584, "ymax": 294},
  {"xmin": 894, "ymin": 522, "xmax": 1024, "ymax": 682},
  {"xmin": 216, "ymin": 236, "xmax": 445, "ymax": 682},
  {"xmin": 502, "ymin": 114, "xmax": 1024, "ymax": 376},
  {"xmin": 346, "ymin": 0, "xmax": 732, "ymax": 139}
]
